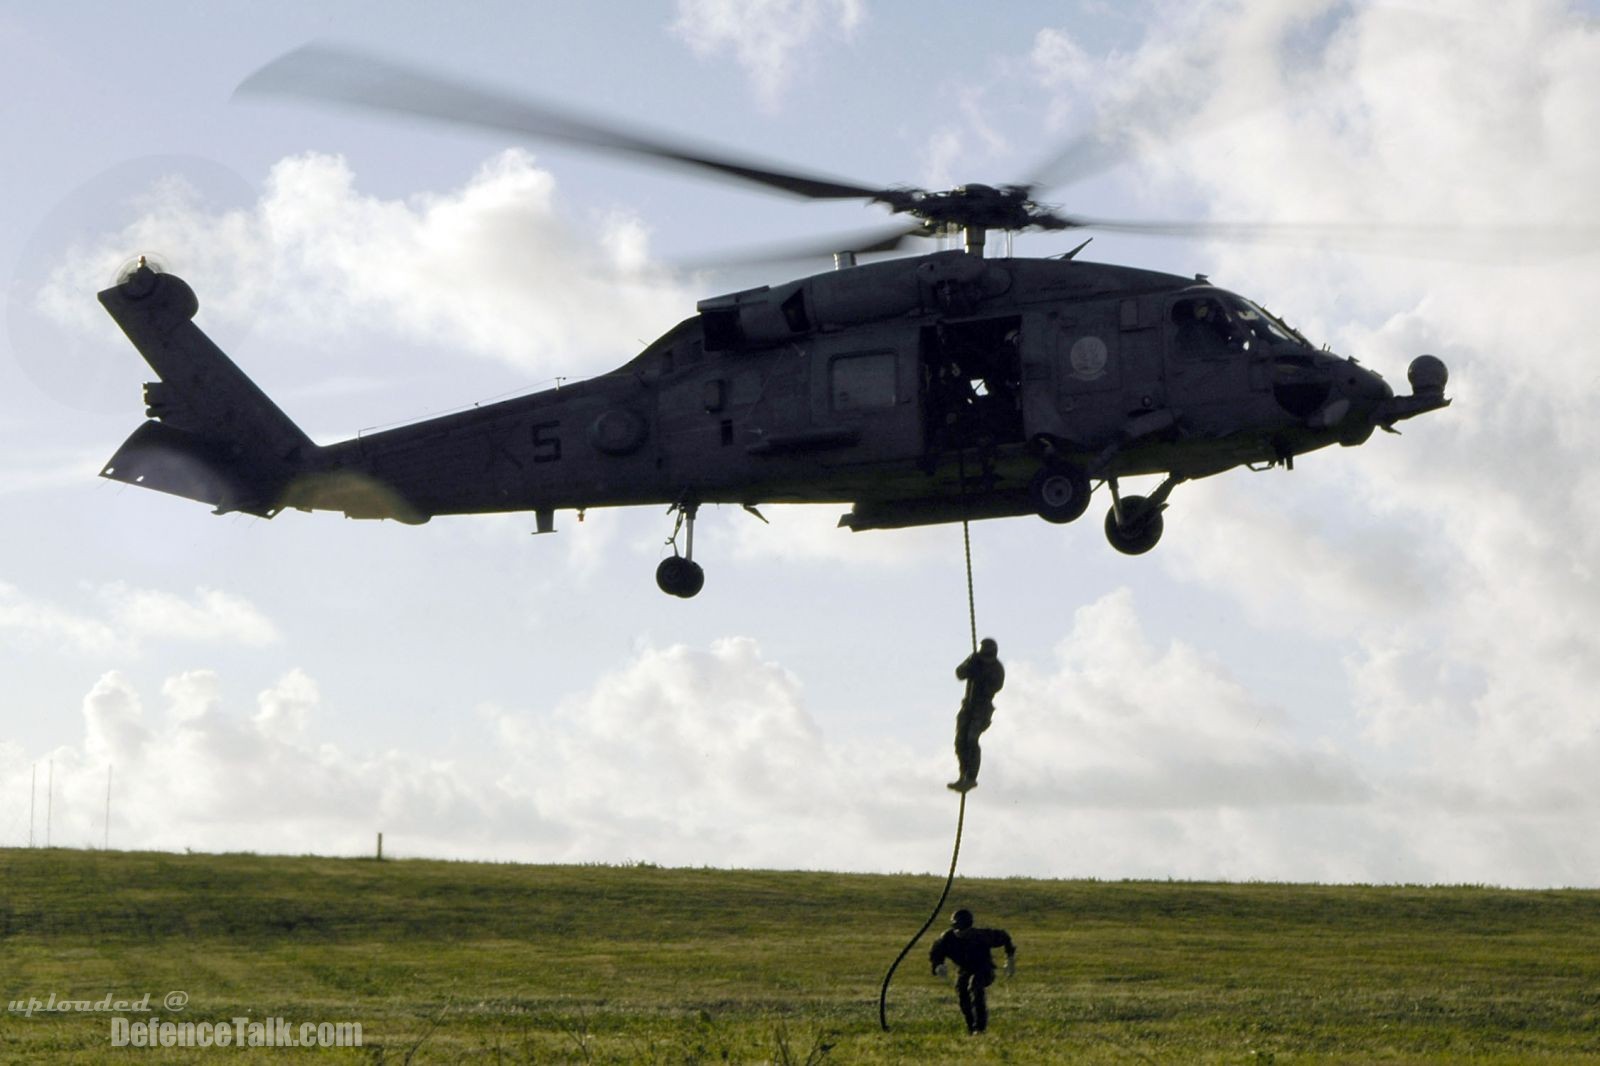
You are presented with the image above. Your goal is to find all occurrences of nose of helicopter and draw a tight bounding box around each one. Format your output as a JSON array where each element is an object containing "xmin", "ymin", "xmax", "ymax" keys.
[
  {"xmin": 1351, "ymin": 360, "xmax": 1394, "ymax": 412},
  {"xmin": 1302, "ymin": 356, "xmax": 1392, "ymax": 439}
]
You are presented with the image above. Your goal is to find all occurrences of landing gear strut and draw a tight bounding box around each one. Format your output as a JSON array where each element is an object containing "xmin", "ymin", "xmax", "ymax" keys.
[
  {"xmin": 1103, "ymin": 474, "xmax": 1184, "ymax": 556},
  {"xmin": 656, "ymin": 501, "xmax": 705, "ymax": 598}
]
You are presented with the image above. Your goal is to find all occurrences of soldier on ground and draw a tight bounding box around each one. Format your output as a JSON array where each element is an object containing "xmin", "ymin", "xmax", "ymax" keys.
[{"xmin": 929, "ymin": 907, "xmax": 1017, "ymax": 1035}]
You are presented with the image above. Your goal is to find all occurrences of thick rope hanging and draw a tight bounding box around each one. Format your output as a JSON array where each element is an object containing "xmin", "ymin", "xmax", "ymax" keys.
[
  {"xmin": 958, "ymin": 447, "xmax": 979, "ymax": 656},
  {"xmin": 878, "ymin": 480, "xmax": 982, "ymax": 1031},
  {"xmin": 962, "ymin": 512, "xmax": 978, "ymax": 656},
  {"xmin": 878, "ymin": 788, "xmax": 967, "ymax": 1031}
]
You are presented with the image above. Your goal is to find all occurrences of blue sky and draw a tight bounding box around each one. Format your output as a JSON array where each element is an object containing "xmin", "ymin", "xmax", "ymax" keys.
[{"xmin": 3, "ymin": 0, "xmax": 1599, "ymax": 886}]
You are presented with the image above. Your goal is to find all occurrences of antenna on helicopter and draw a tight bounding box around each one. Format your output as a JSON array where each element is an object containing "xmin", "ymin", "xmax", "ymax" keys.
[{"xmin": 1058, "ymin": 238, "xmax": 1093, "ymax": 261}]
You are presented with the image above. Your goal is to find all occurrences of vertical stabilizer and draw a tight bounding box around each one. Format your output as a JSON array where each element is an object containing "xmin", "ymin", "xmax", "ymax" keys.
[{"xmin": 98, "ymin": 266, "xmax": 314, "ymax": 516}]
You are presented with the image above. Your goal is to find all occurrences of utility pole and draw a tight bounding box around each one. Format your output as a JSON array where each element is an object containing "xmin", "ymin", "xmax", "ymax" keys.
[
  {"xmin": 46, "ymin": 758, "xmax": 53, "ymax": 848},
  {"xmin": 29, "ymin": 763, "xmax": 36, "ymax": 848},
  {"xmin": 104, "ymin": 765, "xmax": 113, "ymax": 851}
]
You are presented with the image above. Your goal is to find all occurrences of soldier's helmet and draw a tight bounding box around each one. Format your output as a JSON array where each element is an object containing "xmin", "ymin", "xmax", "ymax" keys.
[
  {"xmin": 979, "ymin": 638, "xmax": 998, "ymax": 656},
  {"xmin": 951, "ymin": 908, "xmax": 974, "ymax": 929}
]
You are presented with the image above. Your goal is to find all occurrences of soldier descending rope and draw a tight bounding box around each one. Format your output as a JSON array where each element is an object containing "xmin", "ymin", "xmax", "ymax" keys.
[{"xmin": 949, "ymin": 637, "xmax": 1004, "ymax": 792}]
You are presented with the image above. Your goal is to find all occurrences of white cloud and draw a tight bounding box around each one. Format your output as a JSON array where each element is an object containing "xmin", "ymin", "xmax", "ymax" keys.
[
  {"xmin": 916, "ymin": 86, "xmax": 1013, "ymax": 189},
  {"xmin": 29, "ymin": 604, "xmax": 1600, "ymax": 885},
  {"xmin": 908, "ymin": 0, "xmax": 1600, "ymax": 885},
  {"xmin": 984, "ymin": 588, "xmax": 1371, "ymax": 815},
  {"xmin": 1030, "ymin": 27, "xmax": 1095, "ymax": 93},
  {"xmin": 10, "ymin": 668, "xmax": 556, "ymax": 855},
  {"xmin": 32, "ymin": 150, "xmax": 690, "ymax": 378},
  {"xmin": 0, "ymin": 448, "xmax": 107, "ymax": 496},
  {"xmin": 0, "ymin": 580, "xmax": 120, "ymax": 655},
  {"xmin": 974, "ymin": 588, "xmax": 1600, "ymax": 887},
  {"xmin": 671, "ymin": 0, "xmax": 865, "ymax": 110},
  {"xmin": 11, "ymin": 593, "xmax": 1600, "ymax": 884},
  {"xmin": 1031, "ymin": 0, "xmax": 1600, "ymax": 878},
  {"xmin": 83, "ymin": 672, "xmax": 153, "ymax": 764},
  {"xmin": 12, "ymin": 1, "xmax": 1599, "ymax": 891},
  {"xmin": 98, "ymin": 582, "xmax": 280, "ymax": 647},
  {"xmin": 0, "ymin": 580, "xmax": 278, "ymax": 655},
  {"xmin": 1160, "ymin": 479, "xmax": 1438, "ymax": 638},
  {"xmin": 492, "ymin": 635, "xmax": 971, "ymax": 872}
]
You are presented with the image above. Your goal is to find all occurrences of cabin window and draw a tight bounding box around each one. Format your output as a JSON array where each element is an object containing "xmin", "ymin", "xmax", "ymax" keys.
[{"xmin": 830, "ymin": 351, "xmax": 897, "ymax": 411}]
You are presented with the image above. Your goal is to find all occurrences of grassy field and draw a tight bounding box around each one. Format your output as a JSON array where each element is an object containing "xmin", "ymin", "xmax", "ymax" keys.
[{"xmin": 2, "ymin": 848, "xmax": 1598, "ymax": 1063}]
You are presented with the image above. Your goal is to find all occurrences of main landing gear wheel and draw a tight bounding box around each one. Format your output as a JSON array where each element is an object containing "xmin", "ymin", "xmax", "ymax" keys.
[
  {"xmin": 1029, "ymin": 463, "xmax": 1091, "ymax": 524},
  {"xmin": 655, "ymin": 555, "xmax": 705, "ymax": 598},
  {"xmin": 1104, "ymin": 494, "xmax": 1164, "ymax": 555}
]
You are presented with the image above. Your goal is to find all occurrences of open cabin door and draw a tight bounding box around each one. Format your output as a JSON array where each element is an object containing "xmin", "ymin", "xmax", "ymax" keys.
[{"xmin": 921, "ymin": 315, "xmax": 1025, "ymax": 454}]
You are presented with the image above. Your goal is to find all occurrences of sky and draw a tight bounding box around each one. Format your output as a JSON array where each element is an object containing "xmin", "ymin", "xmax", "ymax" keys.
[{"xmin": 2, "ymin": 0, "xmax": 1598, "ymax": 888}]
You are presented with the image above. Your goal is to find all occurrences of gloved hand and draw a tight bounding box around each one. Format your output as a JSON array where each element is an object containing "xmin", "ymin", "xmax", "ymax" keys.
[
  {"xmin": 933, "ymin": 963, "xmax": 948, "ymax": 979},
  {"xmin": 1004, "ymin": 955, "xmax": 1016, "ymax": 979}
]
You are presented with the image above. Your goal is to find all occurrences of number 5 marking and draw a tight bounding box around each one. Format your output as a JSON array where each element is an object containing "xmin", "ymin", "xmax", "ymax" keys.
[{"xmin": 532, "ymin": 420, "xmax": 562, "ymax": 463}]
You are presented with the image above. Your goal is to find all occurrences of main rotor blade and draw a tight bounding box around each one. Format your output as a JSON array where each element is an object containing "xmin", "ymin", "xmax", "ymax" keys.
[
  {"xmin": 676, "ymin": 222, "xmax": 928, "ymax": 270},
  {"xmin": 237, "ymin": 44, "xmax": 889, "ymax": 202},
  {"xmin": 1060, "ymin": 214, "xmax": 1600, "ymax": 260}
]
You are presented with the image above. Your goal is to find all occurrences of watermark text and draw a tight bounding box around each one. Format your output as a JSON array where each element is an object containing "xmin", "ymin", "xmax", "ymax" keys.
[
  {"xmin": 111, "ymin": 1016, "xmax": 363, "ymax": 1049},
  {"xmin": 8, "ymin": 992, "xmax": 162, "ymax": 1017}
]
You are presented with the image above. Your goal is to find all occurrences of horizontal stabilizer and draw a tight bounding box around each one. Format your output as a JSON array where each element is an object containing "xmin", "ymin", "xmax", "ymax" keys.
[{"xmin": 102, "ymin": 420, "xmax": 283, "ymax": 517}]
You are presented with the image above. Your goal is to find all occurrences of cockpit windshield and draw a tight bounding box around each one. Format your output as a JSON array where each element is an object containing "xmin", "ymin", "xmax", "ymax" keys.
[
  {"xmin": 1224, "ymin": 296, "xmax": 1306, "ymax": 347},
  {"xmin": 1170, "ymin": 290, "xmax": 1311, "ymax": 357}
]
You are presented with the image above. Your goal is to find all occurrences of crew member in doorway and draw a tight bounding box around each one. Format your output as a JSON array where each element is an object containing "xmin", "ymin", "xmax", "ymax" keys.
[
  {"xmin": 949, "ymin": 637, "xmax": 1004, "ymax": 792},
  {"xmin": 930, "ymin": 907, "xmax": 1017, "ymax": 1035}
]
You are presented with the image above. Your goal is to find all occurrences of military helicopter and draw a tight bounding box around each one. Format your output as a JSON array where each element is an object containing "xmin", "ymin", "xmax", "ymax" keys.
[{"xmin": 98, "ymin": 46, "xmax": 1450, "ymax": 598}]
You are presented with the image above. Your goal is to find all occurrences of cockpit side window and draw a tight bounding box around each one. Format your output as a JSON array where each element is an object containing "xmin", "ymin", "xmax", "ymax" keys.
[{"xmin": 1170, "ymin": 296, "xmax": 1242, "ymax": 356}]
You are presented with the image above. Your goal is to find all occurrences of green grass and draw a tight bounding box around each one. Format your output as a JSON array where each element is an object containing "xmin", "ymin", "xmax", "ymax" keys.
[{"xmin": 2, "ymin": 848, "xmax": 1598, "ymax": 1063}]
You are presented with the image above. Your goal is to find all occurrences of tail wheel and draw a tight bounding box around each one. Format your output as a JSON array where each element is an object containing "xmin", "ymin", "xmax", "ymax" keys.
[
  {"xmin": 655, "ymin": 556, "xmax": 705, "ymax": 598},
  {"xmin": 1104, "ymin": 495, "xmax": 1164, "ymax": 555},
  {"xmin": 1029, "ymin": 463, "xmax": 1091, "ymax": 524}
]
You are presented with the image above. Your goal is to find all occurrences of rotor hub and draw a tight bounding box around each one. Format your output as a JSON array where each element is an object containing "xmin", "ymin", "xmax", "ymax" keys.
[{"xmin": 875, "ymin": 183, "xmax": 1066, "ymax": 235}]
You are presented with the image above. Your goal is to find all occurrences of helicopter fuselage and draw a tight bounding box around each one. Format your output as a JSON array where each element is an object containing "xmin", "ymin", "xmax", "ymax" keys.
[{"xmin": 98, "ymin": 251, "xmax": 1448, "ymax": 591}]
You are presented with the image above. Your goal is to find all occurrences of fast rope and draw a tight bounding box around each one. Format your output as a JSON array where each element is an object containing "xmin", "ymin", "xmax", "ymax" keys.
[
  {"xmin": 878, "ymin": 452, "xmax": 982, "ymax": 1031},
  {"xmin": 877, "ymin": 783, "xmax": 967, "ymax": 1031},
  {"xmin": 961, "ymin": 509, "xmax": 978, "ymax": 657},
  {"xmin": 956, "ymin": 447, "xmax": 980, "ymax": 657}
]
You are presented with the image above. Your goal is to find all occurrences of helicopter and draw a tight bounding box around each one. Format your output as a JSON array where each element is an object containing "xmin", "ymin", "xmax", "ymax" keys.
[{"xmin": 98, "ymin": 46, "xmax": 1451, "ymax": 598}]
